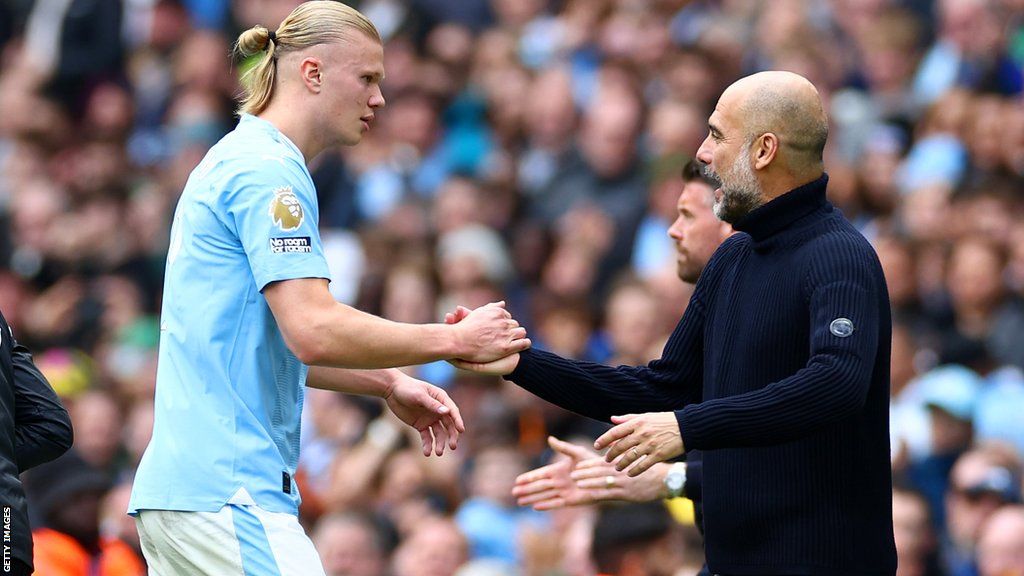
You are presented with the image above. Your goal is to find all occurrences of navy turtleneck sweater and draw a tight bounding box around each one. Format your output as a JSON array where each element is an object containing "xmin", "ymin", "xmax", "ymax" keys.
[{"xmin": 508, "ymin": 175, "xmax": 896, "ymax": 575}]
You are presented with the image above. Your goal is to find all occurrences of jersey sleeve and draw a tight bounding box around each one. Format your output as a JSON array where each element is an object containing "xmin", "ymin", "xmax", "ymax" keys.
[{"xmin": 221, "ymin": 158, "xmax": 332, "ymax": 291}]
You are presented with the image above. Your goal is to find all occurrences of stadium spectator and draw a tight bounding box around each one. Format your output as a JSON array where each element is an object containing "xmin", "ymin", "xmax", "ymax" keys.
[
  {"xmin": 942, "ymin": 235, "xmax": 1024, "ymax": 370},
  {"xmin": 943, "ymin": 445, "xmax": 1023, "ymax": 576},
  {"xmin": 530, "ymin": 86, "xmax": 648, "ymax": 288},
  {"xmin": 313, "ymin": 512, "xmax": 388, "ymax": 576},
  {"xmin": 914, "ymin": 0, "xmax": 1023, "ymax": 103},
  {"xmin": 455, "ymin": 445, "xmax": 545, "ymax": 567},
  {"xmin": 26, "ymin": 450, "xmax": 144, "ymax": 576},
  {"xmin": 905, "ymin": 364, "xmax": 981, "ymax": 525},
  {"xmin": 391, "ymin": 517, "xmax": 469, "ymax": 576},
  {"xmin": 976, "ymin": 505, "xmax": 1024, "ymax": 576},
  {"xmin": 974, "ymin": 367, "xmax": 1024, "ymax": 456},
  {"xmin": 590, "ymin": 502, "xmax": 683, "ymax": 576},
  {"xmin": 892, "ymin": 486, "xmax": 944, "ymax": 576},
  {"xmin": 602, "ymin": 278, "xmax": 662, "ymax": 366},
  {"xmin": 68, "ymin": 389, "xmax": 124, "ymax": 476}
]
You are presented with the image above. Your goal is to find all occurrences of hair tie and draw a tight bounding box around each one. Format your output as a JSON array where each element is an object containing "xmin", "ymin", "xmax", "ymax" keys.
[{"xmin": 267, "ymin": 30, "xmax": 277, "ymax": 49}]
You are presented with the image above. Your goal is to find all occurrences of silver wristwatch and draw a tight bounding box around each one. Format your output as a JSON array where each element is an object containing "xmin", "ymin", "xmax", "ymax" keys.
[{"xmin": 664, "ymin": 462, "xmax": 688, "ymax": 499}]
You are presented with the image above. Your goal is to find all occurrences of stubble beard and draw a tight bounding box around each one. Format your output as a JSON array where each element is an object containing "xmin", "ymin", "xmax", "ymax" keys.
[
  {"xmin": 705, "ymin": 141, "xmax": 764, "ymax": 224},
  {"xmin": 676, "ymin": 257, "xmax": 701, "ymax": 284}
]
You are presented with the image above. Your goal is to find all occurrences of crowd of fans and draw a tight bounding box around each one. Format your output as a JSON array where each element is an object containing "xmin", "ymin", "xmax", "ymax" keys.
[{"xmin": 1, "ymin": 0, "xmax": 1023, "ymax": 574}]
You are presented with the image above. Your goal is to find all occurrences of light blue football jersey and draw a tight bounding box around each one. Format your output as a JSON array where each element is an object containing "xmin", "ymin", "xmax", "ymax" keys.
[{"xmin": 129, "ymin": 115, "xmax": 331, "ymax": 516}]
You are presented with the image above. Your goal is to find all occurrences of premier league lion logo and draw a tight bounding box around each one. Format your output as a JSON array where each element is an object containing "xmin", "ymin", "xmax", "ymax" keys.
[{"xmin": 269, "ymin": 186, "xmax": 304, "ymax": 231}]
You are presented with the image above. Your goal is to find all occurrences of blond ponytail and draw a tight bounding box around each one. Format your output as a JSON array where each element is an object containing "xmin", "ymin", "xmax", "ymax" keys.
[
  {"xmin": 236, "ymin": 25, "xmax": 278, "ymax": 115},
  {"xmin": 234, "ymin": 1, "xmax": 381, "ymax": 116}
]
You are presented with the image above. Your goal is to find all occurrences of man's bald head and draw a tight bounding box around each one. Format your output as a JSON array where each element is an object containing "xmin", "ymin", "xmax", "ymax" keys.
[
  {"xmin": 697, "ymin": 71, "xmax": 830, "ymax": 215},
  {"xmin": 724, "ymin": 71, "xmax": 829, "ymax": 171}
]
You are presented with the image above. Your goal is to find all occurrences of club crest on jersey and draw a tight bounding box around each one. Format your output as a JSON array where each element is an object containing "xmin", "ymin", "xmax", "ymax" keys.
[{"xmin": 269, "ymin": 187, "xmax": 304, "ymax": 231}]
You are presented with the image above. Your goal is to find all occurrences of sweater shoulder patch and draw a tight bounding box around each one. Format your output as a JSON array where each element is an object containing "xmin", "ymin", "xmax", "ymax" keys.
[{"xmin": 829, "ymin": 317, "xmax": 855, "ymax": 337}]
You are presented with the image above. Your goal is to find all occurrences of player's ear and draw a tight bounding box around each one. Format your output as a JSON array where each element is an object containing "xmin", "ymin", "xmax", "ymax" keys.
[{"xmin": 300, "ymin": 58, "xmax": 323, "ymax": 93}]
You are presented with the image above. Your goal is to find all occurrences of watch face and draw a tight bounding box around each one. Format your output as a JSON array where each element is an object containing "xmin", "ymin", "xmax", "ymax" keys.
[{"xmin": 667, "ymin": 473, "xmax": 684, "ymax": 490}]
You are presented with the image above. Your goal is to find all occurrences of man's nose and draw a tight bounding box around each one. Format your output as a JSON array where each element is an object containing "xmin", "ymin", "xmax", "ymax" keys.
[
  {"xmin": 668, "ymin": 220, "xmax": 683, "ymax": 240},
  {"xmin": 695, "ymin": 137, "xmax": 713, "ymax": 166},
  {"xmin": 370, "ymin": 88, "xmax": 386, "ymax": 108}
]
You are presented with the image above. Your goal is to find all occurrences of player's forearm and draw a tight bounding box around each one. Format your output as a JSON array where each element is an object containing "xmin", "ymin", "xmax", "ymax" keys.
[
  {"xmin": 297, "ymin": 304, "xmax": 457, "ymax": 368},
  {"xmin": 306, "ymin": 366, "xmax": 401, "ymax": 397},
  {"xmin": 267, "ymin": 279, "xmax": 524, "ymax": 368}
]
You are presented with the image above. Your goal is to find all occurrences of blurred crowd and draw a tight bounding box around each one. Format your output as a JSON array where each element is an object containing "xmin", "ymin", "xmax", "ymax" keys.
[{"xmin": 1, "ymin": 0, "xmax": 1023, "ymax": 575}]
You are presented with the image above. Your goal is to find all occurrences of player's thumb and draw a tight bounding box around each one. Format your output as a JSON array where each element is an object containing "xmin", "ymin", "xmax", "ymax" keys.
[
  {"xmin": 417, "ymin": 391, "xmax": 449, "ymax": 414},
  {"xmin": 430, "ymin": 398, "xmax": 450, "ymax": 414}
]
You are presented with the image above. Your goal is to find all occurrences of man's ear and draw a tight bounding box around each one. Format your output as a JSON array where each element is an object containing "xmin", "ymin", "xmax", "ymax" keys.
[
  {"xmin": 753, "ymin": 132, "xmax": 779, "ymax": 170},
  {"xmin": 299, "ymin": 58, "xmax": 323, "ymax": 93}
]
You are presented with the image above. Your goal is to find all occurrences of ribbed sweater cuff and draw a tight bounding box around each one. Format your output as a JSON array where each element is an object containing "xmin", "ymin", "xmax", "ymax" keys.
[
  {"xmin": 675, "ymin": 409, "xmax": 688, "ymax": 451},
  {"xmin": 677, "ymin": 405, "xmax": 704, "ymax": 451},
  {"xmin": 505, "ymin": 347, "xmax": 534, "ymax": 380}
]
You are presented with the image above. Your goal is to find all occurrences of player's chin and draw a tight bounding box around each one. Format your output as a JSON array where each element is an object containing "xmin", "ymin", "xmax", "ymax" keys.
[{"xmin": 339, "ymin": 131, "xmax": 363, "ymax": 147}]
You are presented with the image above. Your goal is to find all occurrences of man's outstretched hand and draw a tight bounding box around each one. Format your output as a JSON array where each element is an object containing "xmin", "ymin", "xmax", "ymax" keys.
[
  {"xmin": 513, "ymin": 436, "xmax": 670, "ymax": 510},
  {"xmin": 384, "ymin": 373, "xmax": 465, "ymax": 456},
  {"xmin": 513, "ymin": 436, "xmax": 595, "ymax": 510}
]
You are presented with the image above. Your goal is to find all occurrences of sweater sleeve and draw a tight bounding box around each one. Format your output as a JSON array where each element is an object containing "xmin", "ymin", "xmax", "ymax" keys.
[
  {"xmin": 677, "ymin": 234, "xmax": 881, "ymax": 449},
  {"xmin": 502, "ymin": 233, "xmax": 753, "ymax": 423},
  {"xmin": 507, "ymin": 303, "xmax": 705, "ymax": 422}
]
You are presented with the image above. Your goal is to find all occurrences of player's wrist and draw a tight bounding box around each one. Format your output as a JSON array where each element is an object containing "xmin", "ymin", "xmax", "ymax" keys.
[
  {"xmin": 377, "ymin": 368, "xmax": 403, "ymax": 399},
  {"xmin": 444, "ymin": 322, "xmax": 471, "ymax": 360},
  {"xmin": 430, "ymin": 323, "xmax": 462, "ymax": 358}
]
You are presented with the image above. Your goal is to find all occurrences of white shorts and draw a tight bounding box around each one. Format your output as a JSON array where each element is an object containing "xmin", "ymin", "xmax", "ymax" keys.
[{"xmin": 135, "ymin": 505, "xmax": 326, "ymax": 576}]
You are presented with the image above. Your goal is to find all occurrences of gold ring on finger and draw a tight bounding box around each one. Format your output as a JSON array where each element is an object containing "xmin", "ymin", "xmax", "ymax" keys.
[{"xmin": 605, "ymin": 475, "xmax": 615, "ymax": 488}]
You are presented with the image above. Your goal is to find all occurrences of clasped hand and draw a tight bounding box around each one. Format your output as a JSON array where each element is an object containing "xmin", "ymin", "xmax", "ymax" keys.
[{"xmin": 444, "ymin": 304, "xmax": 524, "ymax": 374}]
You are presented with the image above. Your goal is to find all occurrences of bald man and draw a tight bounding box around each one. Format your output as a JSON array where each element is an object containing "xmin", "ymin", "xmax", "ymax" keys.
[{"xmin": 455, "ymin": 72, "xmax": 896, "ymax": 574}]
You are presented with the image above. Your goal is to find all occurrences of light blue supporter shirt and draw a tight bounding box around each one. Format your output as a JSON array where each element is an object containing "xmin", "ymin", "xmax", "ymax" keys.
[{"xmin": 129, "ymin": 115, "xmax": 331, "ymax": 516}]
